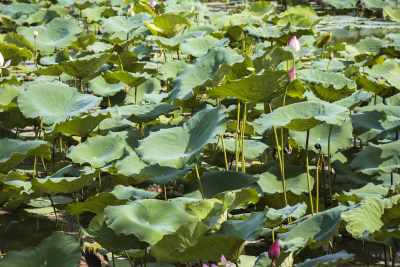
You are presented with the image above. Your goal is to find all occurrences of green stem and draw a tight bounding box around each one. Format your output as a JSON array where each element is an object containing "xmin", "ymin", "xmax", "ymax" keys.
[
  {"xmin": 269, "ymin": 104, "xmax": 287, "ymax": 206},
  {"xmin": 328, "ymin": 125, "xmax": 333, "ymax": 208},
  {"xmin": 195, "ymin": 163, "xmax": 204, "ymax": 199},
  {"xmin": 221, "ymin": 135, "xmax": 229, "ymax": 171},
  {"xmin": 47, "ymin": 194, "xmax": 59, "ymax": 227},
  {"xmin": 392, "ymin": 247, "xmax": 396, "ymax": 267},
  {"xmin": 327, "ymin": 58, "xmax": 332, "ymax": 72},
  {"xmin": 305, "ymin": 129, "xmax": 315, "ymax": 215},
  {"xmin": 241, "ymin": 102, "xmax": 247, "ymax": 173},
  {"xmin": 235, "ymin": 101, "xmax": 241, "ymax": 172},
  {"xmin": 125, "ymin": 250, "xmax": 135, "ymax": 267},
  {"xmin": 112, "ymin": 253, "xmax": 116, "ymax": 267},
  {"xmin": 316, "ymin": 152, "xmax": 322, "ymax": 214}
]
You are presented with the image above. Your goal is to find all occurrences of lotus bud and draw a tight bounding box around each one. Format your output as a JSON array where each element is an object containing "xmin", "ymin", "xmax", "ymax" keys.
[
  {"xmin": 288, "ymin": 66, "xmax": 296, "ymax": 81},
  {"xmin": 130, "ymin": 5, "xmax": 135, "ymax": 16},
  {"xmin": 330, "ymin": 51, "xmax": 334, "ymax": 60},
  {"xmin": 268, "ymin": 241, "xmax": 280, "ymax": 266},
  {"xmin": 34, "ymin": 31, "xmax": 39, "ymax": 37},
  {"xmin": 314, "ymin": 143, "xmax": 322, "ymax": 151},
  {"xmin": 288, "ymin": 36, "xmax": 300, "ymax": 52},
  {"xmin": 149, "ymin": 1, "xmax": 157, "ymax": 10}
]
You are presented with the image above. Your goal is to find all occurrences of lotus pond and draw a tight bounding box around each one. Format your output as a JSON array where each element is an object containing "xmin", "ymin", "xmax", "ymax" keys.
[{"xmin": 0, "ymin": 0, "xmax": 400, "ymax": 266}]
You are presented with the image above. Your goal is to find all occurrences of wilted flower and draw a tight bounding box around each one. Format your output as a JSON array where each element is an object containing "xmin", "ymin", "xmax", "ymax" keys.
[
  {"xmin": 149, "ymin": 1, "xmax": 157, "ymax": 10},
  {"xmin": 268, "ymin": 241, "xmax": 280, "ymax": 266},
  {"xmin": 288, "ymin": 36, "xmax": 300, "ymax": 52},
  {"xmin": 314, "ymin": 143, "xmax": 322, "ymax": 151},
  {"xmin": 288, "ymin": 66, "xmax": 296, "ymax": 81},
  {"xmin": 0, "ymin": 52, "xmax": 11, "ymax": 74}
]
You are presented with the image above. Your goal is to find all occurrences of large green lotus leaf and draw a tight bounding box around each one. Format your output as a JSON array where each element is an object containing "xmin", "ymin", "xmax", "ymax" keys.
[
  {"xmin": 341, "ymin": 195, "xmax": 400, "ymax": 240},
  {"xmin": 265, "ymin": 203, "xmax": 308, "ymax": 228},
  {"xmin": 17, "ymin": 81, "xmax": 102, "ymax": 125},
  {"xmin": 296, "ymin": 250, "xmax": 354, "ymax": 267},
  {"xmin": 381, "ymin": 201, "xmax": 400, "ymax": 227},
  {"xmin": 0, "ymin": 180, "xmax": 37, "ymax": 209},
  {"xmin": 31, "ymin": 169, "xmax": 99, "ymax": 195},
  {"xmin": 334, "ymin": 183, "xmax": 390, "ymax": 204},
  {"xmin": 356, "ymin": 103, "xmax": 400, "ymax": 117},
  {"xmin": 356, "ymin": 36, "xmax": 390, "ymax": 54},
  {"xmin": 278, "ymin": 205, "xmax": 348, "ymax": 251},
  {"xmin": 350, "ymin": 140, "xmax": 400, "ymax": 174},
  {"xmin": 241, "ymin": 1, "xmax": 275, "ymax": 17},
  {"xmin": 0, "ymin": 3, "xmax": 41, "ymax": 19},
  {"xmin": 351, "ymin": 110, "xmax": 385, "ymax": 142},
  {"xmin": 65, "ymin": 192, "xmax": 128, "ymax": 215},
  {"xmin": 298, "ymin": 69, "xmax": 357, "ymax": 102},
  {"xmin": 101, "ymin": 13, "xmax": 153, "ymax": 33},
  {"xmin": 118, "ymin": 103, "xmax": 173, "ymax": 123},
  {"xmin": 116, "ymin": 153, "xmax": 192, "ymax": 185},
  {"xmin": 358, "ymin": 74, "xmax": 398, "ymax": 98},
  {"xmin": 39, "ymin": 51, "xmax": 70, "ymax": 66},
  {"xmin": 137, "ymin": 105, "xmax": 227, "ymax": 168},
  {"xmin": 276, "ymin": 5, "xmax": 319, "ymax": 24},
  {"xmin": 125, "ymin": 78, "xmax": 164, "ymax": 104},
  {"xmin": 109, "ymin": 50, "xmax": 145, "ymax": 73},
  {"xmin": 87, "ymin": 41, "xmax": 113, "ymax": 52},
  {"xmin": 50, "ymin": 112, "xmax": 111, "ymax": 136},
  {"xmin": 217, "ymin": 138, "xmax": 270, "ymax": 160},
  {"xmin": 83, "ymin": 213, "xmax": 146, "ymax": 253},
  {"xmin": 170, "ymin": 47, "xmax": 242, "ymax": 102},
  {"xmin": 146, "ymin": 31, "xmax": 206, "ymax": 50},
  {"xmin": 0, "ymin": 231, "xmax": 80, "ymax": 267},
  {"xmin": 180, "ymin": 35, "xmax": 229, "ymax": 58},
  {"xmin": 289, "ymin": 120, "xmax": 353, "ymax": 154},
  {"xmin": 0, "ymin": 138, "xmax": 51, "ymax": 173},
  {"xmin": 312, "ymin": 58, "xmax": 353, "ymax": 73},
  {"xmin": 108, "ymin": 184, "xmax": 158, "ymax": 200},
  {"xmin": 0, "ymin": 43, "xmax": 32, "ymax": 65},
  {"xmin": 387, "ymin": 64, "xmax": 400, "ymax": 90},
  {"xmin": 56, "ymin": 53, "xmax": 112, "ymax": 79},
  {"xmin": 0, "ymin": 84, "xmax": 22, "ymax": 111},
  {"xmin": 243, "ymin": 24, "xmax": 313, "ymax": 44},
  {"xmin": 151, "ymin": 221, "xmax": 245, "ymax": 263},
  {"xmin": 68, "ymin": 135, "xmax": 124, "ymax": 168},
  {"xmin": 207, "ymin": 70, "xmax": 289, "ymax": 103},
  {"xmin": 253, "ymin": 47, "xmax": 293, "ymax": 73},
  {"xmin": 371, "ymin": 228, "xmax": 400, "ymax": 243},
  {"xmin": 184, "ymin": 170, "xmax": 260, "ymax": 199},
  {"xmin": 331, "ymin": 149, "xmax": 400, "ymax": 186},
  {"xmin": 143, "ymin": 13, "xmax": 191, "ymax": 38},
  {"xmin": 107, "ymin": 129, "xmax": 140, "ymax": 154},
  {"xmin": 103, "ymin": 70, "xmax": 151, "ymax": 87},
  {"xmin": 20, "ymin": 17, "xmax": 81, "ymax": 53},
  {"xmin": 217, "ymin": 212, "xmax": 266, "ymax": 241},
  {"xmin": 214, "ymin": 188, "xmax": 260, "ymax": 213},
  {"xmin": 254, "ymin": 101, "xmax": 350, "ymax": 134},
  {"xmin": 333, "ymin": 90, "xmax": 371, "ymax": 110},
  {"xmin": 4, "ymin": 32, "xmax": 33, "ymax": 52},
  {"xmin": 274, "ymin": 14, "xmax": 312, "ymax": 28},
  {"xmin": 103, "ymin": 199, "xmax": 199, "ymax": 244},
  {"xmin": 158, "ymin": 60, "xmax": 189, "ymax": 80},
  {"xmin": 257, "ymin": 163, "xmax": 312, "ymax": 195}
]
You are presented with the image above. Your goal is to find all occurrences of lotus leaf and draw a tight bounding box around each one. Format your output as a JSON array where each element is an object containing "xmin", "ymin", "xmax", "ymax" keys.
[
  {"xmin": 350, "ymin": 140, "xmax": 400, "ymax": 174},
  {"xmin": 51, "ymin": 112, "xmax": 111, "ymax": 136},
  {"xmin": 254, "ymin": 101, "xmax": 350, "ymax": 134},
  {"xmin": 101, "ymin": 13, "xmax": 153, "ymax": 33},
  {"xmin": 118, "ymin": 102, "xmax": 173, "ymax": 123},
  {"xmin": 143, "ymin": 13, "xmax": 191, "ymax": 38},
  {"xmin": 20, "ymin": 17, "xmax": 81, "ymax": 53},
  {"xmin": 56, "ymin": 53, "xmax": 112, "ymax": 79},
  {"xmin": 184, "ymin": 170, "xmax": 260, "ymax": 199},
  {"xmin": 170, "ymin": 47, "xmax": 242, "ymax": 102},
  {"xmin": 265, "ymin": 203, "xmax": 308, "ymax": 228},
  {"xmin": 88, "ymin": 76, "xmax": 126, "ymax": 97},
  {"xmin": 0, "ymin": 138, "xmax": 51, "ymax": 173},
  {"xmin": 180, "ymin": 35, "xmax": 229, "ymax": 58},
  {"xmin": 65, "ymin": 192, "xmax": 128, "ymax": 215},
  {"xmin": 137, "ymin": 105, "xmax": 227, "ymax": 168},
  {"xmin": 297, "ymin": 250, "xmax": 354, "ymax": 267},
  {"xmin": 241, "ymin": 1, "xmax": 275, "ymax": 17},
  {"xmin": 0, "ymin": 231, "xmax": 81, "ymax": 267},
  {"xmin": 146, "ymin": 31, "xmax": 206, "ymax": 50},
  {"xmin": 217, "ymin": 212, "xmax": 266, "ymax": 241},
  {"xmin": 68, "ymin": 135, "xmax": 124, "ymax": 168},
  {"xmin": 334, "ymin": 183, "xmax": 389, "ymax": 203},
  {"xmin": 103, "ymin": 199, "xmax": 199, "ymax": 244},
  {"xmin": 104, "ymin": 70, "xmax": 151, "ymax": 87},
  {"xmin": 17, "ymin": 81, "xmax": 102, "ymax": 125}
]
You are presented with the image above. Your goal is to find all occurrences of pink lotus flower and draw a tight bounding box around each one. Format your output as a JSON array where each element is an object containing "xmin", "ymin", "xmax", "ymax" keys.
[
  {"xmin": 289, "ymin": 66, "xmax": 296, "ymax": 81},
  {"xmin": 221, "ymin": 255, "xmax": 234, "ymax": 267},
  {"xmin": 288, "ymin": 36, "xmax": 300, "ymax": 52},
  {"xmin": 149, "ymin": 1, "xmax": 157, "ymax": 9},
  {"xmin": 268, "ymin": 240, "xmax": 280, "ymax": 266},
  {"xmin": 0, "ymin": 52, "xmax": 11, "ymax": 74},
  {"xmin": 316, "ymin": 0, "xmax": 322, "ymax": 4}
]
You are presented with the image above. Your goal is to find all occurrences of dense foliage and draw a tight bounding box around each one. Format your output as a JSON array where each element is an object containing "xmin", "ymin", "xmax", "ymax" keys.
[{"xmin": 0, "ymin": 0, "xmax": 399, "ymax": 266}]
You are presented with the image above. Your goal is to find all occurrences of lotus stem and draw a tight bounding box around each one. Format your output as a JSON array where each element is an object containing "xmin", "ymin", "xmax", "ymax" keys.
[
  {"xmin": 108, "ymin": 97, "xmax": 111, "ymax": 107},
  {"xmin": 328, "ymin": 125, "xmax": 333, "ymax": 208},
  {"xmin": 163, "ymin": 185, "xmax": 167, "ymax": 201},
  {"xmin": 305, "ymin": 129, "xmax": 314, "ymax": 215},
  {"xmin": 241, "ymin": 102, "xmax": 247, "ymax": 173},
  {"xmin": 112, "ymin": 253, "xmax": 116, "ymax": 267},
  {"xmin": 34, "ymin": 35, "xmax": 37, "ymax": 70},
  {"xmin": 384, "ymin": 245, "xmax": 387, "ymax": 267},
  {"xmin": 316, "ymin": 152, "xmax": 322, "ymax": 214},
  {"xmin": 125, "ymin": 250, "xmax": 135, "ymax": 267},
  {"xmin": 194, "ymin": 162, "xmax": 205, "ymax": 199},
  {"xmin": 392, "ymin": 247, "xmax": 396, "ymax": 267},
  {"xmin": 41, "ymin": 157, "xmax": 47, "ymax": 175},
  {"xmin": 220, "ymin": 135, "xmax": 229, "ymax": 170},
  {"xmin": 391, "ymin": 172, "xmax": 393, "ymax": 186},
  {"xmin": 117, "ymin": 54, "xmax": 124, "ymax": 72},
  {"xmin": 144, "ymin": 248, "xmax": 147, "ymax": 267},
  {"xmin": 47, "ymin": 194, "xmax": 59, "ymax": 227},
  {"xmin": 135, "ymin": 87, "xmax": 138, "ymax": 105},
  {"xmin": 235, "ymin": 101, "xmax": 241, "ymax": 172},
  {"xmin": 269, "ymin": 103, "xmax": 288, "ymax": 206},
  {"xmin": 327, "ymin": 58, "xmax": 332, "ymax": 72},
  {"xmin": 98, "ymin": 173, "xmax": 102, "ymax": 190}
]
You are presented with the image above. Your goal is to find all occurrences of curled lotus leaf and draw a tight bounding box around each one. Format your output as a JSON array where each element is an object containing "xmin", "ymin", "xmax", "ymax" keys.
[{"xmin": 17, "ymin": 81, "xmax": 102, "ymax": 125}]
